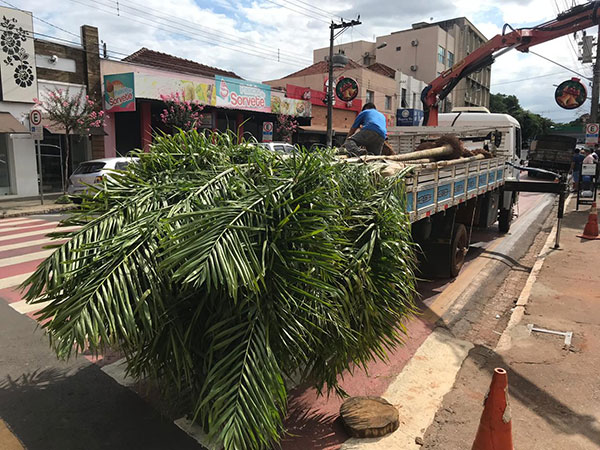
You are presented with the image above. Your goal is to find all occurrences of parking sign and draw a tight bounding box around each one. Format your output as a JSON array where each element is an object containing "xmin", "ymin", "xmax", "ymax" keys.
[
  {"xmin": 262, "ymin": 121, "xmax": 273, "ymax": 142},
  {"xmin": 585, "ymin": 123, "xmax": 599, "ymax": 144}
]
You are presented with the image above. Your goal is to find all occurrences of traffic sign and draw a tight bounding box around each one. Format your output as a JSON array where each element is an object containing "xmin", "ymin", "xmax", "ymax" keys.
[
  {"xmin": 262, "ymin": 121, "xmax": 273, "ymax": 142},
  {"xmin": 585, "ymin": 123, "xmax": 599, "ymax": 145},
  {"xmin": 29, "ymin": 109, "xmax": 42, "ymax": 126},
  {"xmin": 29, "ymin": 109, "xmax": 43, "ymax": 140}
]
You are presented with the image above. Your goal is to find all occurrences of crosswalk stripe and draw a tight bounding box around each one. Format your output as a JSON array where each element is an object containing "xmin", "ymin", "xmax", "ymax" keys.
[
  {"xmin": 0, "ymin": 223, "xmax": 60, "ymax": 236},
  {"xmin": 0, "ymin": 226, "xmax": 78, "ymax": 243},
  {"xmin": 0, "ymin": 217, "xmax": 35, "ymax": 224},
  {"xmin": 0, "ymin": 273, "xmax": 29, "ymax": 290},
  {"xmin": 0, "ymin": 237, "xmax": 62, "ymax": 252},
  {"xmin": 0, "ymin": 250, "xmax": 54, "ymax": 268},
  {"xmin": 0, "ymin": 219, "xmax": 47, "ymax": 229},
  {"xmin": 9, "ymin": 299, "xmax": 52, "ymax": 314}
]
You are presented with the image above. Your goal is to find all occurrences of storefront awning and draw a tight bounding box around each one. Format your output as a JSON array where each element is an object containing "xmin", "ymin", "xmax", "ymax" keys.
[
  {"xmin": 42, "ymin": 119, "xmax": 107, "ymax": 136},
  {"xmin": 299, "ymin": 125, "xmax": 350, "ymax": 135},
  {"xmin": 0, "ymin": 112, "xmax": 28, "ymax": 133}
]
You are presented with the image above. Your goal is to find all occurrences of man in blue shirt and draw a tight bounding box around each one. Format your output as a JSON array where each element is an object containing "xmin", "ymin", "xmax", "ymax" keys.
[{"xmin": 341, "ymin": 103, "xmax": 387, "ymax": 156}]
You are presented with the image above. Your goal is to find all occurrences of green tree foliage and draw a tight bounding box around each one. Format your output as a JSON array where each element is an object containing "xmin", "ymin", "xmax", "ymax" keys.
[
  {"xmin": 22, "ymin": 131, "xmax": 418, "ymax": 450},
  {"xmin": 489, "ymin": 93, "xmax": 556, "ymax": 143}
]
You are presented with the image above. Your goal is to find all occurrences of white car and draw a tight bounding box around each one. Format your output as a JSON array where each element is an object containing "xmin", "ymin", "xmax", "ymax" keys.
[
  {"xmin": 258, "ymin": 142, "xmax": 296, "ymax": 153},
  {"xmin": 67, "ymin": 157, "xmax": 138, "ymax": 195}
]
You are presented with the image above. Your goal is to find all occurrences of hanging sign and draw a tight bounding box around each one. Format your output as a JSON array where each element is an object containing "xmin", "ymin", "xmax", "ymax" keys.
[
  {"xmin": 554, "ymin": 78, "xmax": 587, "ymax": 110},
  {"xmin": 104, "ymin": 73, "xmax": 135, "ymax": 112},
  {"xmin": 585, "ymin": 123, "xmax": 599, "ymax": 145},
  {"xmin": 335, "ymin": 77, "xmax": 359, "ymax": 102}
]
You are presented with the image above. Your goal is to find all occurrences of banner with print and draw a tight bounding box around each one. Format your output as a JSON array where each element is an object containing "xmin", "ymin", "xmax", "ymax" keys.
[
  {"xmin": 104, "ymin": 73, "xmax": 135, "ymax": 112},
  {"xmin": 216, "ymin": 76, "xmax": 271, "ymax": 113}
]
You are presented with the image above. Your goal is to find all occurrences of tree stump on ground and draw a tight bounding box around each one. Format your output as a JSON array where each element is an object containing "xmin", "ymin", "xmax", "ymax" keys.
[{"xmin": 339, "ymin": 396, "xmax": 399, "ymax": 438}]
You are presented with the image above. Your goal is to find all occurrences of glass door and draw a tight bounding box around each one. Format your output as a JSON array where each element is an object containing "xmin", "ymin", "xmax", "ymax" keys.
[{"xmin": 0, "ymin": 134, "xmax": 11, "ymax": 195}]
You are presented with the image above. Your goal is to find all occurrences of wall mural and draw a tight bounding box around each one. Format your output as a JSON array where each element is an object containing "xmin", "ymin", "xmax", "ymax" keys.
[{"xmin": 0, "ymin": 7, "xmax": 37, "ymax": 102}]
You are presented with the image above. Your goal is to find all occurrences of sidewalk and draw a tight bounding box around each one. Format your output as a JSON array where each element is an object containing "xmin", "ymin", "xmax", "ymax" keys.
[
  {"xmin": 421, "ymin": 198, "xmax": 600, "ymax": 449},
  {"xmin": 0, "ymin": 196, "xmax": 75, "ymax": 218}
]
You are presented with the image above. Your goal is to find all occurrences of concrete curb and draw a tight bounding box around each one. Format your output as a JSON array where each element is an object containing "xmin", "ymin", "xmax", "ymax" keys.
[
  {"xmin": 495, "ymin": 194, "xmax": 572, "ymax": 352},
  {"xmin": 340, "ymin": 329, "xmax": 473, "ymax": 450},
  {"xmin": 0, "ymin": 204, "xmax": 76, "ymax": 219}
]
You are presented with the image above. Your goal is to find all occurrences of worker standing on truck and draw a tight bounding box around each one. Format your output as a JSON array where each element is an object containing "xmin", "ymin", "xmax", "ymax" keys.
[{"xmin": 341, "ymin": 103, "xmax": 387, "ymax": 156}]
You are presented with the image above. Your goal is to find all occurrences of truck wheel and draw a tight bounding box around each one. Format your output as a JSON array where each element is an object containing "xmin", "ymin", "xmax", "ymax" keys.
[
  {"xmin": 449, "ymin": 224, "xmax": 468, "ymax": 278},
  {"xmin": 421, "ymin": 224, "xmax": 468, "ymax": 278},
  {"xmin": 498, "ymin": 206, "xmax": 513, "ymax": 233}
]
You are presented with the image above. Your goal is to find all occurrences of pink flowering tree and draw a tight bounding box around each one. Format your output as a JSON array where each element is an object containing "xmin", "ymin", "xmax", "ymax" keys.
[
  {"xmin": 159, "ymin": 93, "xmax": 205, "ymax": 132},
  {"xmin": 276, "ymin": 114, "xmax": 298, "ymax": 143},
  {"xmin": 34, "ymin": 88, "xmax": 105, "ymax": 193}
]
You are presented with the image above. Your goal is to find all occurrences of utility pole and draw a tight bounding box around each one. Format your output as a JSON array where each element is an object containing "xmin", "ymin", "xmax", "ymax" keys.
[
  {"xmin": 591, "ymin": 24, "xmax": 600, "ymax": 124},
  {"xmin": 326, "ymin": 17, "xmax": 361, "ymax": 148}
]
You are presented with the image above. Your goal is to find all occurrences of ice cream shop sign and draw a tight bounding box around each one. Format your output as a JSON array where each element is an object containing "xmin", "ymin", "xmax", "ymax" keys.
[
  {"xmin": 216, "ymin": 76, "xmax": 271, "ymax": 113},
  {"xmin": 104, "ymin": 73, "xmax": 136, "ymax": 112}
]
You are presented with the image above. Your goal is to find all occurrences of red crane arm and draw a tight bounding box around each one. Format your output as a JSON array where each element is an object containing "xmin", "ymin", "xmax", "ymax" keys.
[{"xmin": 422, "ymin": 1, "xmax": 600, "ymax": 126}]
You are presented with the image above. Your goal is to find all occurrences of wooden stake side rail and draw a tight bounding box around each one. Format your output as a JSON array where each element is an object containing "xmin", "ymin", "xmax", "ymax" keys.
[{"xmin": 404, "ymin": 156, "xmax": 508, "ymax": 223}]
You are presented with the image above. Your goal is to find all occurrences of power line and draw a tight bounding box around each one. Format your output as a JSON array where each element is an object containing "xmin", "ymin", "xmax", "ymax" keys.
[
  {"xmin": 0, "ymin": 0, "xmax": 81, "ymax": 39},
  {"xmin": 87, "ymin": 0, "xmax": 311, "ymax": 65},
  {"xmin": 67, "ymin": 0, "xmax": 309, "ymax": 68},
  {"xmin": 282, "ymin": 0, "xmax": 338, "ymax": 19},
  {"xmin": 529, "ymin": 51, "xmax": 592, "ymax": 80},
  {"xmin": 492, "ymin": 71, "xmax": 572, "ymax": 86},
  {"xmin": 101, "ymin": 0, "xmax": 313, "ymax": 62},
  {"xmin": 261, "ymin": 0, "xmax": 330, "ymax": 23}
]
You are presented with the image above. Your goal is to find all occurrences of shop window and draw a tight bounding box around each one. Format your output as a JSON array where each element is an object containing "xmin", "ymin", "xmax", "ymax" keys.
[
  {"xmin": 438, "ymin": 45, "xmax": 445, "ymax": 64},
  {"xmin": 385, "ymin": 95, "xmax": 392, "ymax": 110},
  {"xmin": 366, "ymin": 90, "xmax": 374, "ymax": 104}
]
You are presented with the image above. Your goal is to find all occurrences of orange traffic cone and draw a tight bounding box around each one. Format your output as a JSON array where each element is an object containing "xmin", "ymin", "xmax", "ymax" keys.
[
  {"xmin": 472, "ymin": 368, "xmax": 514, "ymax": 450},
  {"xmin": 577, "ymin": 202, "xmax": 600, "ymax": 240}
]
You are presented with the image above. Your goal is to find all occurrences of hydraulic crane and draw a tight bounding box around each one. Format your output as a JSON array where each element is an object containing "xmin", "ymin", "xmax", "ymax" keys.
[{"xmin": 422, "ymin": 1, "xmax": 600, "ymax": 126}]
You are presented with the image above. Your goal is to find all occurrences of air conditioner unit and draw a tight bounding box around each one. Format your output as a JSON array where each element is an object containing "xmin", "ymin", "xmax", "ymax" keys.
[
  {"xmin": 411, "ymin": 39, "xmax": 419, "ymax": 46},
  {"xmin": 410, "ymin": 65, "xmax": 418, "ymax": 71}
]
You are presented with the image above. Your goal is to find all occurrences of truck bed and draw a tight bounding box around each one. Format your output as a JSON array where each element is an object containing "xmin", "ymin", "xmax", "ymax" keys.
[{"xmin": 404, "ymin": 156, "xmax": 507, "ymax": 222}]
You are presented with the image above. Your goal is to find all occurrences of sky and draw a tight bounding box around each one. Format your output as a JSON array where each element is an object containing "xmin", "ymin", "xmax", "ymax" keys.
[{"xmin": 8, "ymin": 0, "xmax": 597, "ymax": 123}]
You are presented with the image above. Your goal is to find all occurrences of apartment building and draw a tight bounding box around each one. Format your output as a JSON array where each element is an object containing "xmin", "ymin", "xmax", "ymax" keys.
[{"xmin": 313, "ymin": 17, "xmax": 490, "ymax": 111}]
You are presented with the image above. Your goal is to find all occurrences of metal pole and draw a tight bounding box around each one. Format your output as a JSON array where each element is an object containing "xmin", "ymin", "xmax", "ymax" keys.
[
  {"xmin": 35, "ymin": 139, "xmax": 44, "ymax": 205},
  {"xmin": 590, "ymin": 24, "xmax": 600, "ymax": 123},
  {"xmin": 326, "ymin": 22, "xmax": 334, "ymax": 148}
]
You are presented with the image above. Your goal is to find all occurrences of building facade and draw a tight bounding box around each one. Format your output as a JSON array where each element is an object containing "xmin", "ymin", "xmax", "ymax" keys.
[
  {"xmin": 313, "ymin": 17, "xmax": 491, "ymax": 111},
  {"xmin": 264, "ymin": 60, "xmax": 398, "ymax": 145},
  {"xmin": 101, "ymin": 48, "xmax": 312, "ymax": 156},
  {"xmin": 0, "ymin": 4, "xmax": 104, "ymax": 198}
]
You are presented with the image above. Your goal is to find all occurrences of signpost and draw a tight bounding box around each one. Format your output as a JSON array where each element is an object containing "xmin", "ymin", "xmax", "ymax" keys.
[
  {"xmin": 585, "ymin": 123, "xmax": 599, "ymax": 145},
  {"xmin": 29, "ymin": 109, "xmax": 44, "ymax": 205},
  {"xmin": 262, "ymin": 121, "xmax": 273, "ymax": 142}
]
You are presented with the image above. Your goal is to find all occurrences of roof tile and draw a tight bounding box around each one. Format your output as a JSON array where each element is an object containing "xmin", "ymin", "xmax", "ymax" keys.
[{"xmin": 123, "ymin": 48, "xmax": 242, "ymax": 79}]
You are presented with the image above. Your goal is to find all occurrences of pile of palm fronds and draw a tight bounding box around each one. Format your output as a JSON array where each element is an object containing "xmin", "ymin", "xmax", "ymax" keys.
[{"xmin": 23, "ymin": 131, "xmax": 418, "ymax": 450}]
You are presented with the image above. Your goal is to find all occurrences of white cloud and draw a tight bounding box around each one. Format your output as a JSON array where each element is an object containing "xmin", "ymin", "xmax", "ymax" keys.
[{"xmin": 12, "ymin": 0, "xmax": 596, "ymax": 121}]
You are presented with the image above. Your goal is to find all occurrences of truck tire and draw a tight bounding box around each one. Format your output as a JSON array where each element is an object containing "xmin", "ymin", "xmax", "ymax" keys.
[
  {"xmin": 449, "ymin": 224, "xmax": 468, "ymax": 277},
  {"xmin": 421, "ymin": 224, "xmax": 468, "ymax": 278},
  {"xmin": 498, "ymin": 206, "xmax": 513, "ymax": 233}
]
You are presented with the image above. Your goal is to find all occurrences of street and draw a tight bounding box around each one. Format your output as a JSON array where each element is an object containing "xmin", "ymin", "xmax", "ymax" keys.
[
  {"xmin": 0, "ymin": 214, "xmax": 201, "ymax": 450},
  {"xmin": 0, "ymin": 189, "xmax": 556, "ymax": 449}
]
